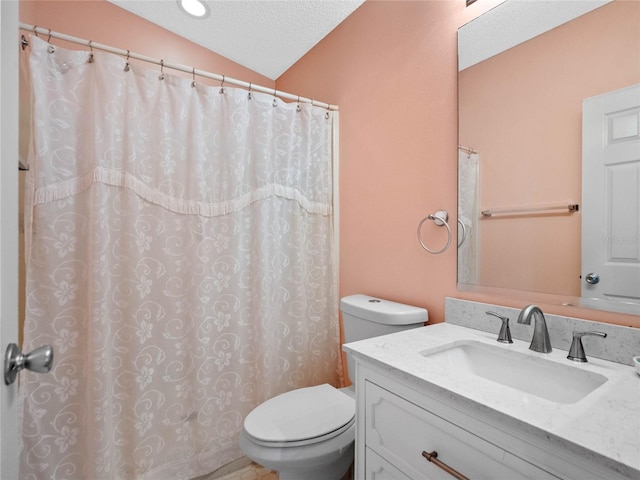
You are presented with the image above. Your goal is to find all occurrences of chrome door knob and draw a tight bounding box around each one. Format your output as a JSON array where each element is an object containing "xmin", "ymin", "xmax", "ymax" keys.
[
  {"xmin": 585, "ymin": 272, "xmax": 600, "ymax": 285},
  {"xmin": 4, "ymin": 343, "xmax": 53, "ymax": 385}
]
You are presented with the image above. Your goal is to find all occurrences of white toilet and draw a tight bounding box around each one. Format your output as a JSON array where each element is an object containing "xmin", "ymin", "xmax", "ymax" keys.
[{"xmin": 239, "ymin": 294, "xmax": 428, "ymax": 480}]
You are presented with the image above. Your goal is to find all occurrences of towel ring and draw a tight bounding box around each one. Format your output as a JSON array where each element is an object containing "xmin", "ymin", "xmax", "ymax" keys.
[
  {"xmin": 457, "ymin": 218, "xmax": 467, "ymax": 248},
  {"xmin": 417, "ymin": 210, "xmax": 452, "ymax": 255}
]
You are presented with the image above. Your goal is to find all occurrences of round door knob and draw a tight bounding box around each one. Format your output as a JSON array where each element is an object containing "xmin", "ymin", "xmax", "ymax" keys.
[
  {"xmin": 4, "ymin": 343, "xmax": 54, "ymax": 385},
  {"xmin": 585, "ymin": 272, "xmax": 600, "ymax": 285}
]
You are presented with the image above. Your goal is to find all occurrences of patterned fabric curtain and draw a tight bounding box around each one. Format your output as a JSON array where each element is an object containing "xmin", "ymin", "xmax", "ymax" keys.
[
  {"xmin": 458, "ymin": 149, "xmax": 480, "ymax": 284},
  {"xmin": 20, "ymin": 35, "xmax": 340, "ymax": 480}
]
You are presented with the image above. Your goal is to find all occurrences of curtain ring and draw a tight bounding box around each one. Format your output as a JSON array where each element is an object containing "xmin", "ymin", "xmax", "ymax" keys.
[
  {"xmin": 296, "ymin": 96, "xmax": 302, "ymax": 112},
  {"xmin": 272, "ymin": 88, "xmax": 278, "ymax": 107},
  {"xmin": 124, "ymin": 50, "xmax": 131, "ymax": 72},
  {"xmin": 417, "ymin": 210, "xmax": 452, "ymax": 255},
  {"xmin": 191, "ymin": 67, "xmax": 197, "ymax": 88},
  {"xmin": 39, "ymin": 27, "xmax": 56, "ymax": 53},
  {"xmin": 159, "ymin": 59, "xmax": 166, "ymax": 80},
  {"xmin": 46, "ymin": 28, "xmax": 55, "ymax": 53},
  {"xmin": 247, "ymin": 83, "xmax": 253, "ymax": 100},
  {"xmin": 87, "ymin": 40, "xmax": 94, "ymax": 63},
  {"xmin": 219, "ymin": 75, "xmax": 225, "ymax": 94}
]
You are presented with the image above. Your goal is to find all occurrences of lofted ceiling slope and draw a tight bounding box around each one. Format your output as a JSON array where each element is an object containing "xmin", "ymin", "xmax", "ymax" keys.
[{"xmin": 108, "ymin": 0, "xmax": 365, "ymax": 80}]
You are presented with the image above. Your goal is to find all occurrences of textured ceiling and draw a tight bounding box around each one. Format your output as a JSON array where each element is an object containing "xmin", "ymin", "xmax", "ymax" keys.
[
  {"xmin": 108, "ymin": 0, "xmax": 365, "ymax": 80},
  {"xmin": 458, "ymin": 0, "xmax": 611, "ymax": 70}
]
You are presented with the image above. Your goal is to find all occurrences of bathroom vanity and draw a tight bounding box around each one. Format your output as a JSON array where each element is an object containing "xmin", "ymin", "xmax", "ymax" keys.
[{"xmin": 343, "ymin": 301, "xmax": 640, "ymax": 480}]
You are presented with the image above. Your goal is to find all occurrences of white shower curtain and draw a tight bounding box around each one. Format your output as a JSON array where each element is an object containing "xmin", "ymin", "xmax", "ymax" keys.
[
  {"xmin": 458, "ymin": 149, "xmax": 479, "ymax": 284},
  {"xmin": 20, "ymin": 36, "xmax": 340, "ymax": 480}
]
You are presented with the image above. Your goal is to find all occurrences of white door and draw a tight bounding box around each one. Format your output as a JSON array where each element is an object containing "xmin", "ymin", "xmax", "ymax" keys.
[
  {"xmin": 582, "ymin": 84, "xmax": 640, "ymax": 310},
  {"xmin": 0, "ymin": 0, "xmax": 21, "ymax": 478}
]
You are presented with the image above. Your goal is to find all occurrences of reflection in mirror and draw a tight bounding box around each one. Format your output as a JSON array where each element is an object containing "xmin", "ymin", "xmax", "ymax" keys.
[{"xmin": 458, "ymin": 0, "xmax": 640, "ymax": 315}]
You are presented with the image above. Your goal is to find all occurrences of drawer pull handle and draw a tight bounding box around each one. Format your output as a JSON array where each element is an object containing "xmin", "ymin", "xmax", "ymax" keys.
[{"xmin": 422, "ymin": 450, "xmax": 470, "ymax": 480}]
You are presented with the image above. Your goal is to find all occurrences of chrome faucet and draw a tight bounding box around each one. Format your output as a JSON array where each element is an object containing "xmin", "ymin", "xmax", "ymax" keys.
[{"xmin": 517, "ymin": 305, "xmax": 552, "ymax": 353}]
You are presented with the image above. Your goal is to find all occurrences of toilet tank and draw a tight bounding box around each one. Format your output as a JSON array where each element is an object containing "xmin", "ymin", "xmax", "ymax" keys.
[{"xmin": 340, "ymin": 294, "xmax": 428, "ymax": 383}]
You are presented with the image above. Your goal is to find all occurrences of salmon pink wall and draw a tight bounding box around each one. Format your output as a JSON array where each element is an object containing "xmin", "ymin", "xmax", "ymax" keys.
[
  {"xmin": 460, "ymin": 1, "xmax": 639, "ymax": 298},
  {"xmin": 277, "ymin": 0, "xmax": 501, "ymax": 323},
  {"xmin": 277, "ymin": 0, "xmax": 639, "ymax": 328}
]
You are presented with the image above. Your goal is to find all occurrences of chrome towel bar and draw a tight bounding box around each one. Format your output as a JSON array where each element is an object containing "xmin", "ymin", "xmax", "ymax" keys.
[{"xmin": 481, "ymin": 203, "xmax": 579, "ymax": 217}]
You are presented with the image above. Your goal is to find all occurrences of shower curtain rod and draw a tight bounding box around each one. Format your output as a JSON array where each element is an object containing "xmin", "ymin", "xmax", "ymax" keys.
[
  {"xmin": 19, "ymin": 23, "xmax": 338, "ymax": 111},
  {"xmin": 458, "ymin": 145, "xmax": 477, "ymax": 155}
]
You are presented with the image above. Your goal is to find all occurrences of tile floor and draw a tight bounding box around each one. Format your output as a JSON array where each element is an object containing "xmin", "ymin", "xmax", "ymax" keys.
[
  {"xmin": 215, "ymin": 463, "xmax": 278, "ymax": 480},
  {"xmin": 214, "ymin": 462, "xmax": 354, "ymax": 480}
]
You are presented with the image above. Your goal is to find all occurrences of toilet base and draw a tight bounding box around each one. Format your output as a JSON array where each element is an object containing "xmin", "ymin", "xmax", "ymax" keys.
[
  {"xmin": 239, "ymin": 428, "xmax": 354, "ymax": 480},
  {"xmin": 277, "ymin": 450, "xmax": 353, "ymax": 480}
]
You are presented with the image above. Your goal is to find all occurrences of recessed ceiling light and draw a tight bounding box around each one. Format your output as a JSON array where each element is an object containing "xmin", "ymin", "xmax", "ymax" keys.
[{"xmin": 178, "ymin": 0, "xmax": 209, "ymax": 19}]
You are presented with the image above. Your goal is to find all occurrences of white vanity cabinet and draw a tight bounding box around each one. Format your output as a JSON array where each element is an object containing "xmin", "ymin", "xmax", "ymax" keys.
[
  {"xmin": 363, "ymin": 379, "xmax": 558, "ymax": 479},
  {"xmin": 355, "ymin": 361, "xmax": 632, "ymax": 480}
]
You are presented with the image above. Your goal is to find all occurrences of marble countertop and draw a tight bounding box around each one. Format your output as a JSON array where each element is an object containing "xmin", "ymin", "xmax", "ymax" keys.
[{"xmin": 343, "ymin": 323, "xmax": 640, "ymax": 478}]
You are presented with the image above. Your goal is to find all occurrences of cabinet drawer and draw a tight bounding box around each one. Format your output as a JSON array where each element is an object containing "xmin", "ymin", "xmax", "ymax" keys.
[{"xmin": 365, "ymin": 381, "xmax": 558, "ymax": 480}]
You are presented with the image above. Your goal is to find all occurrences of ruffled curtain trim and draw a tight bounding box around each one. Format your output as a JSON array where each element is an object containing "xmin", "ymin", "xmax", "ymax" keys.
[{"xmin": 33, "ymin": 166, "xmax": 332, "ymax": 216}]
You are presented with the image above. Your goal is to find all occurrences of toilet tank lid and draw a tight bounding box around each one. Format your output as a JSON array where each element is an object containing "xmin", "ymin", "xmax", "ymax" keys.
[{"xmin": 340, "ymin": 294, "xmax": 428, "ymax": 325}]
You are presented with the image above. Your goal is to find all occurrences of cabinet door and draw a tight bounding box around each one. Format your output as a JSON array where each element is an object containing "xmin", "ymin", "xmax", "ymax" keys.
[
  {"xmin": 365, "ymin": 381, "xmax": 559, "ymax": 480},
  {"xmin": 366, "ymin": 448, "xmax": 412, "ymax": 480}
]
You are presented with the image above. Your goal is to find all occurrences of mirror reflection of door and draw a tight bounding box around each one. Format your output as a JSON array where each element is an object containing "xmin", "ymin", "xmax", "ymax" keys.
[{"xmin": 582, "ymin": 84, "xmax": 640, "ymax": 306}]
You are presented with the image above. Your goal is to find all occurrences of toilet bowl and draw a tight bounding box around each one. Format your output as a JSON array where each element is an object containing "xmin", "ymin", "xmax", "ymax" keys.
[
  {"xmin": 239, "ymin": 295, "xmax": 428, "ymax": 480},
  {"xmin": 239, "ymin": 384, "xmax": 355, "ymax": 480}
]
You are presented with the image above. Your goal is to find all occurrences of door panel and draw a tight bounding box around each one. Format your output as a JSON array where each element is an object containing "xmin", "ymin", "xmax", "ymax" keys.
[
  {"xmin": 0, "ymin": 1, "xmax": 22, "ymax": 478},
  {"xmin": 582, "ymin": 84, "xmax": 640, "ymax": 306}
]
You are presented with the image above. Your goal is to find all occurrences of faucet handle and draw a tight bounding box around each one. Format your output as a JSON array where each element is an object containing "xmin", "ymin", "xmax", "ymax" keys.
[
  {"xmin": 567, "ymin": 331, "xmax": 607, "ymax": 362},
  {"xmin": 486, "ymin": 311, "xmax": 513, "ymax": 344}
]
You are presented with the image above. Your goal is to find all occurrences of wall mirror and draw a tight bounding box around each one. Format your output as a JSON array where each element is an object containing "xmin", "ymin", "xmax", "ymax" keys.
[{"xmin": 457, "ymin": 0, "xmax": 640, "ymax": 316}]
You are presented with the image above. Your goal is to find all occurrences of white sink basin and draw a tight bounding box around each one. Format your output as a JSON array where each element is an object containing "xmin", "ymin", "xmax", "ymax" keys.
[{"xmin": 421, "ymin": 340, "xmax": 608, "ymax": 404}]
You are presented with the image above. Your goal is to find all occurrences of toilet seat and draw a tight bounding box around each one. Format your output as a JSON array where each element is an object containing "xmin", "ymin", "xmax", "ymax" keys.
[{"xmin": 243, "ymin": 384, "xmax": 355, "ymax": 448}]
